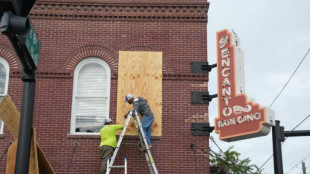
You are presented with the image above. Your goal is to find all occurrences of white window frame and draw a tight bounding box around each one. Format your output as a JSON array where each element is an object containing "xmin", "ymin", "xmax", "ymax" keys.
[
  {"xmin": 70, "ymin": 57, "xmax": 111, "ymax": 135},
  {"xmin": 0, "ymin": 57, "xmax": 10, "ymax": 134}
]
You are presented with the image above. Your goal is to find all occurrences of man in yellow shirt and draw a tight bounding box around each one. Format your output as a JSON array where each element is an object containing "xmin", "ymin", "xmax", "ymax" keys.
[{"xmin": 99, "ymin": 118, "xmax": 124, "ymax": 174}]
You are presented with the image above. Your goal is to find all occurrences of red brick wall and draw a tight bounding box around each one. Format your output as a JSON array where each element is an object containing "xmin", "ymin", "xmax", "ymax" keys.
[{"xmin": 0, "ymin": 0, "xmax": 210, "ymax": 173}]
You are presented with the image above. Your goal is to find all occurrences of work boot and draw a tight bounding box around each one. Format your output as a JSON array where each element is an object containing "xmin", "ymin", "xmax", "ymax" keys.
[{"xmin": 139, "ymin": 146, "xmax": 146, "ymax": 151}]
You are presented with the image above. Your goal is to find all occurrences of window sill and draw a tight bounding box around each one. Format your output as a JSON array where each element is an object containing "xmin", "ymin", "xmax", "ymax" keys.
[
  {"xmin": 67, "ymin": 134, "xmax": 100, "ymax": 139},
  {"xmin": 123, "ymin": 135, "xmax": 161, "ymax": 141},
  {"xmin": 0, "ymin": 134, "xmax": 4, "ymax": 139},
  {"xmin": 67, "ymin": 134, "xmax": 161, "ymax": 140}
]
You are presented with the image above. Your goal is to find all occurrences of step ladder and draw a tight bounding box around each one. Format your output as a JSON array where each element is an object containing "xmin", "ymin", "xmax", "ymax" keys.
[
  {"xmin": 107, "ymin": 157, "xmax": 127, "ymax": 174},
  {"xmin": 106, "ymin": 111, "xmax": 158, "ymax": 174}
]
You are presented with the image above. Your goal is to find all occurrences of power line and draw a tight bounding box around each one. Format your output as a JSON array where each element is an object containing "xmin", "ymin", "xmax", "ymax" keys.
[
  {"xmin": 258, "ymin": 114, "xmax": 310, "ymax": 171},
  {"xmin": 190, "ymin": 143, "xmax": 249, "ymax": 173},
  {"xmin": 291, "ymin": 114, "xmax": 310, "ymax": 131},
  {"xmin": 258, "ymin": 154, "xmax": 273, "ymax": 172},
  {"xmin": 190, "ymin": 144, "xmax": 200, "ymax": 174},
  {"xmin": 210, "ymin": 136, "xmax": 224, "ymax": 152},
  {"xmin": 210, "ymin": 148, "xmax": 258, "ymax": 174},
  {"xmin": 258, "ymin": 48, "xmax": 310, "ymax": 171},
  {"xmin": 285, "ymin": 161, "xmax": 301, "ymax": 174},
  {"xmin": 269, "ymin": 48, "xmax": 310, "ymax": 108},
  {"xmin": 208, "ymin": 137, "xmax": 259, "ymax": 174},
  {"xmin": 285, "ymin": 152, "xmax": 310, "ymax": 174}
]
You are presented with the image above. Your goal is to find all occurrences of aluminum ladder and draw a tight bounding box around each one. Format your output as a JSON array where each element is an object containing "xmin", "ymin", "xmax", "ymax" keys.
[
  {"xmin": 106, "ymin": 111, "xmax": 158, "ymax": 174},
  {"xmin": 107, "ymin": 157, "xmax": 127, "ymax": 174}
]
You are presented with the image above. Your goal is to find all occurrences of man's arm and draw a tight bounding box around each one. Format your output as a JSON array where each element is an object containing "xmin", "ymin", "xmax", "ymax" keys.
[
  {"xmin": 133, "ymin": 98, "xmax": 139, "ymax": 114},
  {"xmin": 112, "ymin": 124, "xmax": 124, "ymax": 131}
]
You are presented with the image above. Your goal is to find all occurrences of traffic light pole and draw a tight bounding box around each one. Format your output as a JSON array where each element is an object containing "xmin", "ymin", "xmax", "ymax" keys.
[
  {"xmin": 1, "ymin": 0, "xmax": 38, "ymax": 172},
  {"xmin": 272, "ymin": 120, "xmax": 284, "ymax": 174},
  {"xmin": 272, "ymin": 120, "xmax": 310, "ymax": 174},
  {"xmin": 15, "ymin": 69, "xmax": 36, "ymax": 174},
  {"xmin": 2, "ymin": 19, "xmax": 36, "ymax": 174}
]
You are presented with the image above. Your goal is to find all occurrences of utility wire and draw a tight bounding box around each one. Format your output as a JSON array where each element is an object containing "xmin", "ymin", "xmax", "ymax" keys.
[
  {"xmin": 269, "ymin": 48, "xmax": 310, "ymax": 108},
  {"xmin": 0, "ymin": 141, "xmax": 12, "ymax": 162},
  {"xmin": 285, "ymin": 151, "xmax": 310, "ymax": 174},
  {"xmin": 210, "ymin": 136, "xmax": 224, "ymax": 152},
  {"xmin": 259, "ymin": 114, "xmax": 310, "ymax": 171},
  {"xmin": 190, "ymin": 144, "xmax": 199, "ymax": 174},
  {"xmin": 258, "ymin": 154, "xmax": 273, "ymax": 172},
  {"xmin": 210, "ymin": 148, "xmax": 257, "ymax": 174},
  {"xmin": 191, "ymin": 143, "xmax": 258, "ymax": 174},
  {"xmin": 209, "ymin": 137, "xmax": 257, "ymax": 173},
  {"xmin": 291, "ymin": 114, "xmax": 310, "ymax": 131},
  {"xmin": 258, "ymin": 48, "xmax": 310, "ymax": 171},
  {"xmin": 209, "ymin": 149, "xmax": 237, "ymax": 173},
  {"xmin": 285, "ymin": 161, "xmax": 301, "ymax": 174},
  {"xmin": 67, "ymin": 142, "xmax": 79, "ymax": 174}
]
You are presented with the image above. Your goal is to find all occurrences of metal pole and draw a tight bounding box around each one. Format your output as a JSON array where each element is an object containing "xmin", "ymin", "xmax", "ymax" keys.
[
  {"xmin": 272, "ymin": 120, "xmax": 284, "ymax": 174},
  {"xmin": 2, "ymin": 16, "xmax": 37, "ymax": 173},
  {"xmin": 302, "ymin": 161, "xmax": 306, "ymax": 174},
  {"xmin": 15, "ymin": 69, "xmax": 36, "ymax": 174},
  {"xmin": 284, "ymin": 130, "xmax": 310, "ymax": 137}
]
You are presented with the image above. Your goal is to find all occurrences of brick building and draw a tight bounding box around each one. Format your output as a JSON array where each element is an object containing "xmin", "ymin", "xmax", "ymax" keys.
[{"xmin": 0, "ymin": 0, "xmax": 211, "ymax": 173}]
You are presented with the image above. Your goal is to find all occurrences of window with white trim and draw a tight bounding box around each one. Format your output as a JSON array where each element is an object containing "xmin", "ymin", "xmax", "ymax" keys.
[
  {"xmin": 0, "ymin": 57, "xmax": 9, "ymax": 134},
  {"xmin": 70, "ymin": 57, "xmax": 111, "ymax": 134}
]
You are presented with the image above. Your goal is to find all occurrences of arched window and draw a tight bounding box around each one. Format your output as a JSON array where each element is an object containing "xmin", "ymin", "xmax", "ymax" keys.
[
  {"xmin": 70, "ymin": 58, "xmax": 111, "ymax": 134},
  {"xmin": 0, "ymin": 57, "xmax": 9, "ymax": 134}
]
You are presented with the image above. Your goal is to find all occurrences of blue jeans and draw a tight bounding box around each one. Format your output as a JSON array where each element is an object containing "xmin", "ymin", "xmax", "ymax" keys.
[{"xmin": 141, "ymin": 115, "xmax": 154, "ymax": 146}]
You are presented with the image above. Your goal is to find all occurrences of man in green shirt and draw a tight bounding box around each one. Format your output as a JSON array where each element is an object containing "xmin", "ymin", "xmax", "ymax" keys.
[{"xmin": 99, "ymin": 118, "xmax": 124, "ymax": 174}]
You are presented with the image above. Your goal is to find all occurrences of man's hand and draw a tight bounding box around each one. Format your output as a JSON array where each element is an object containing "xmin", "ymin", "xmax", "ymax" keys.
[{"xmin": 124, "ymin": 111, "xmax": 131, "ymax": 119}]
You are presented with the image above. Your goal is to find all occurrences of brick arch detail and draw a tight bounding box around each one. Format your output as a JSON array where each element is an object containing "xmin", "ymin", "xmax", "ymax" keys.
[
  {"xmin": 121, "ymin": 43, "xmax": 175, "ymax": 74},
  {"xmin": 0, "ymin": 42, "xmax": 20, "ymax": 71},
  {"xmin": 63, "ymin": 43, "xmax": 118, "ymax": 74}
]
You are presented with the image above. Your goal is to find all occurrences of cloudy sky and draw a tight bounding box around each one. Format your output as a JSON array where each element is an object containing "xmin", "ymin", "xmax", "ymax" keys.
[{"xmin": 207, "ymin": 0, "xmax": 310, "ymax": 173}]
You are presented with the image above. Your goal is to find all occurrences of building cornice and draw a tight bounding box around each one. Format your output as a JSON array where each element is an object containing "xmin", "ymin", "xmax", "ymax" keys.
[{"xmin": 30, "ymin": 1, "xmax": 209, "ymax": 22}]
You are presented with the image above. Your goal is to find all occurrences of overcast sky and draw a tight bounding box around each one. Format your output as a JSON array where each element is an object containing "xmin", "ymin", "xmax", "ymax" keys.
[{"xmin": 207, "ymin": 0, "xmax": 310, "ymax": 173}]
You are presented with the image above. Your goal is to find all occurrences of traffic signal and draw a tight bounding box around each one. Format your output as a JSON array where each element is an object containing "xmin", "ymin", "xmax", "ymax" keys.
[
  {"xmin": 0, "ymin": 0, "xmax": 39, "ymax": 71},
  {"xmin": 0, "ymin": 0, "xmax": 36, "ymax": 17},
  {"xmin": 1, "ymin": 11, "xmax": 29, "ymax": 34}
]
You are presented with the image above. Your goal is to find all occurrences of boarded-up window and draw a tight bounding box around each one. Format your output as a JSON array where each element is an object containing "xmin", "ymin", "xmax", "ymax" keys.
[
  {"xmin": 71, "ymin": 58, "xmax": 111, "ymax": 134},
  {"xmin": 117, "ymin": 51, "xmax": 162, "ymax": 136}
]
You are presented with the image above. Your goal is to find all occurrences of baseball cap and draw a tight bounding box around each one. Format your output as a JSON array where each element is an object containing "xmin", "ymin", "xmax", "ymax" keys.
[
  {"xmin": 104, "ymin": 118, "xmax": 112, "ymax": 124},
  {"xmin": 124, "ymin": 94, "xmax": 133, "ymax": 103}
]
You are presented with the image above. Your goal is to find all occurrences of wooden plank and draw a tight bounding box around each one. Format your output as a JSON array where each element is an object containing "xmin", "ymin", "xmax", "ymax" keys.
[
  {"xmin": 117, "ymin": 51, "xmax": 162, "ymax": 136},
  {"xmin": 37, "ymin": 143, "xmax": 55, "ymax": 174},
  {"xmin": 29, "ymin": 128, "xmax": 39, "ymax": 174},
  {"xmin": 0, "ymin": 95, "xmax": 55, "ymax": 174},
  {"xmin": 6, "ymin": 141, "xmax": 17, "ymax": 174},
  {"xmin": 0, "ymin": 95, "xmax": 20, "ymax": 138},
  {"xmin": 6, "ymin": 129, "xmax": 40, "ymax": 174}
]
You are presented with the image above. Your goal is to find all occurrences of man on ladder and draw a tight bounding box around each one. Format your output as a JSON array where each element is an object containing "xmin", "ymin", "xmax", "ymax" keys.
[
  {"xmin": 99, "ymin": 118, "xmax": 124, "ymax": 174},
  {"xmin": 105, "ymin": 94, "xmax": 158, "ymax": 174},
  {"xmin": 107, "ymin": 108, "xmax": 158, "ymax": 174},
  {"xmin": 124, "ymin": 94, "xmax": 154, "ymax": 150}
]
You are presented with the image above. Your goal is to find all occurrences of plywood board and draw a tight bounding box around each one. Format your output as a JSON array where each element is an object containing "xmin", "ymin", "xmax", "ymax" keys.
[
  {"xmin": 6, "ymin": 141, "xmax": 17, "ymax": 174},
  {"xmin": 29, "ymin": 129, "xmax": 39, "ymax": 174},
  {"xmin": 5, "ymin": 129, "xmax": 38, "ymax": 174},
  {"xmin": 0, "ymin": 95, "xmax": 20, "ymax": 138},
  {"xmin": 117, "ymin": 51, "xmax": 162, "ymax": 136},
  {"xmin": 0, "ymin": 95, "xmax": 55, "ymax": 174}
]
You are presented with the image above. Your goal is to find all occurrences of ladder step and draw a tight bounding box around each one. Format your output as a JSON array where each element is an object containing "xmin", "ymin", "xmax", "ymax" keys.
[{"xmin": 109, "ymin": 165, "xmax": 126, "ymax": 168}]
